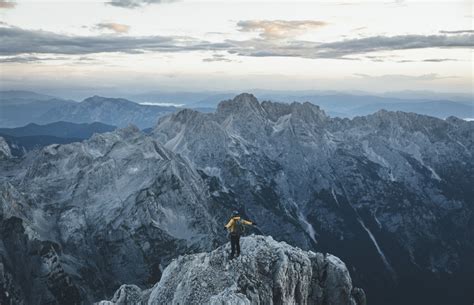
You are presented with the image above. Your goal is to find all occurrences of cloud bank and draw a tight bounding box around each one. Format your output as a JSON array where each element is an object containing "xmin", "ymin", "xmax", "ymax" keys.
[
  {"xmin": 353, "ymin": 73, "xmax": 457, "ymax": 81},
  {"xmin": 1, "ymin": 23, "xmax": 473, "ymax": 61},
  {"xmin": 0, "ymin": 25, "xmax": 231, "ymax": 55},
  {"xmin": 107, "ymin": 0, "xmax": 175, "ymax": 8},
  {"xmin": 439, "ymin": 30, "xmax": 474, "ymax": 34},
  {"xmin": 309, "ymin": 34, "xmax": 474, "ymax": 58}
]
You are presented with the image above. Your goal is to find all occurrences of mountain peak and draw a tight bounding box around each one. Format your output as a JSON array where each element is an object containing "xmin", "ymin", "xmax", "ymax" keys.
[
  {"xmin": 99, "ymin": 235, "xmax": 365, "ymax": 305},
  {"xmin": 82, "ymin": 96, "xmax": 134, "ymax": 105},
  {"xmin": 172, "ymin": 108, "xmax": 202, "ymax": 123},
  {"xmin": 259, "ymin": 100, "xmax": 328, "ymax": 124},
  {"xmin": 82, "ymin": 95, "xmax": 106, "ymax": 103},
  {"xmin": 234, "ymin": 92, "xmax": 258, "ymax": 102},
  {"xmin": 216, "ymin": 93, "xmax": 265, "ymax": 117}
]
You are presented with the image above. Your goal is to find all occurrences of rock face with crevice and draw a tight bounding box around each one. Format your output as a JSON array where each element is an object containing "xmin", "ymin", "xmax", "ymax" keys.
[{"xmin": 98, "ymin": 235, "xmax": 365, "ymax": 305}]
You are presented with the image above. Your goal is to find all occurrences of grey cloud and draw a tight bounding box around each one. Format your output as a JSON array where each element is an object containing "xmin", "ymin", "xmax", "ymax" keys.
[
  {"xmin": 1, "ymin": 24, "xmax": 473, "ymax": 62},
  {"xmin": 0, "ymin": 55, "xmax": 68, "ymax": 63},
  {"xmin": 439, "ymin": 30, "xmax": 474, "ymax": 34},
  {"xmin": 95, "ymin": 22, "xmax": 130, "ymax": 34},
  {"xmin": 0, "ymin": 0, "xmax": 16, "ymax": 9},
  {"xmin": 422, "ymin": 58, "xmax": 458, "ymax": 62},
  {"xmin": 364, "ymin": 55, "xmax": 400, "ymax": 62},
  {"xmin": 237, "ymin": 20, "xmax": 327, "ymax": 39},
  {"xmin": 353, "ymin": 73, "xmax": 457, "ymax": 81},
  {"xmin": 226, "ymin": 33, "xmax": 474, "ymax": 59},
  {"xmin": 202, "ymin": 54, "xmax": 232, "ymax": 62},
  {"xmin": 366, "ymin": 55, "xmax": 458, "ymax": 63},
  {"xmin": 0, "ymin": 25, "xmax": 232, "ymax": 56},
  {"xmin": 78, "ymin": 56, "xmax": 96, "ymax": 61},
  {"xmin": 0, "ymin": 56, "xmax": 42, "ymax": 63},
  {"xmin": 107, "ymin": 0, "xmax": 175, "ymax": 8},
  {"xmin": 312, "ymin": 34, "xmax": 474, "ymax": 58}
]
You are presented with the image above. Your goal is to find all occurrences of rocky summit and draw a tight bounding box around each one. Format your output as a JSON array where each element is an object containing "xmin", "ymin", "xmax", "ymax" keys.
[
  {"xmin": 0, "ymin": 93, "xmax": 472, "ymax": 304},
  {"xmin": 97, "ymin": 235, "xmax": 365, "ymax": 305}
]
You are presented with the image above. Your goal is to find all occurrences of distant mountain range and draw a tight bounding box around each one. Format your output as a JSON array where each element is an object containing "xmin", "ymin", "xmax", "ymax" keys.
[
  {"xmin": 1, "ymin": 90, "xmax": 472, "ymax": 129},
  {"xmin": 0, "ymin": 90, "xmax": 57, "ymax": 102},
  {"xmin": 125, "ymin": 90, "xmax": 473, "ymax": 119},
  {"xmin": 255, "ymin": 94, "xmax": 473, "ymax": 119},
  {"xmin": 0, "ymin": 121, "xmax": 116, "ymax": 156},
  {"xmin": 350, "ymin": 99, "xmax": 473, "ymax": 118},
  {"xmin": 0, "ymin": 91, "xmax": 75, "ymax": 128},
  {"xmin": 0, "ymin": 121, "xmax": 116, "ymax": 138},
  {"xmin": 0, "ymin": 92, "xmax": 178, "ymax": 128},
  {"xmin": 39, "ymin": 96, "xmax": 176, "ymax": 129}
]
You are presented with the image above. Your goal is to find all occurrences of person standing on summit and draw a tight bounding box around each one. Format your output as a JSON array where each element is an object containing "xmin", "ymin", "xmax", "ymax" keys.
[{"xmin": 224, "ymin": 211, "xmax": 257, "ymax": 259}]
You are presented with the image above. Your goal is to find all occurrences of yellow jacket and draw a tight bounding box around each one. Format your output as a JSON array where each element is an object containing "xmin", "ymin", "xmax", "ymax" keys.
[{"xmin": 225, "ymin": 216, "xmax": 253, "ymax": 233}]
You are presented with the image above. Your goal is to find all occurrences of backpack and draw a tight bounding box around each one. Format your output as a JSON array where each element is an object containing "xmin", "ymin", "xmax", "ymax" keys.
[{"xmin": 234, "ymin": 219, "xmax": 245, "ymax": 235}]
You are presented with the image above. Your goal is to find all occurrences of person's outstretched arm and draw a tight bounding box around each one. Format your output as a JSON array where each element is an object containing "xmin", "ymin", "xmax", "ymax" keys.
[
  {"xmin": 225, "ymin": 218, "xmax": 235, "ymax": 229},
  {"xmin": 242, "ymin": 219, "xmax": 256, "ymax": 226}
]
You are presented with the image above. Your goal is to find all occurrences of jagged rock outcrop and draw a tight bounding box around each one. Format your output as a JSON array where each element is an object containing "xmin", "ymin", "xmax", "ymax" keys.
[
  {"xmin": 0, "ymin": 137, "xmax": 12, "ymax": 159},
  {"xmin": 97, "ymin": 285, "xmax": 145, "ymax": 305},
  {"xmin": 98, "ymin": 235, "xmax": 365, "ymax": 305}
]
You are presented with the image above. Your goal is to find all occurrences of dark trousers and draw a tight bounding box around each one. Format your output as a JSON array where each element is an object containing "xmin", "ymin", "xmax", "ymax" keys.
[{"xmin": 230, "ymin": 234, "xmax": 240, "ymax": 258}]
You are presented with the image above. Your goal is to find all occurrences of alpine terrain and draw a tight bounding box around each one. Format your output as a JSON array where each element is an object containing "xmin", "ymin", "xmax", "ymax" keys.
[
  {"xmin": 98, "ymin": 235, "xmax": 366, "ymax": 305},
  {"xmin": 0, "ymin": 93, "xmax": 472, "ymax": 305}
]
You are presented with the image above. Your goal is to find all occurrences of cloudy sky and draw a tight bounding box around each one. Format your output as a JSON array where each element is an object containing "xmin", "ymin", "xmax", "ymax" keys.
[{"xmin": 0, "ymin": 0, "xmax": 472, "ymax": 96}]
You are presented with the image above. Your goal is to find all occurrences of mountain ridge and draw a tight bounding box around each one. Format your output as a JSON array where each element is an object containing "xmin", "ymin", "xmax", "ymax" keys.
[
  {"xmin": 0, "ymin": 121, "xmax": 117, "ymax": 156},
  {"xmin": 38, "ymin": 95, "xmax": 177, "ymax": 129},
  {"xmin": 0, "ymin": 93, "xmax": 472, "ymax": 304},
  {"xmin": 98, "ymin": 235, "xmax": 366, "ymax": 305},
  {"xmin": 0, "ymin": 121, "xmax": 116, "ymax": 138}
]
